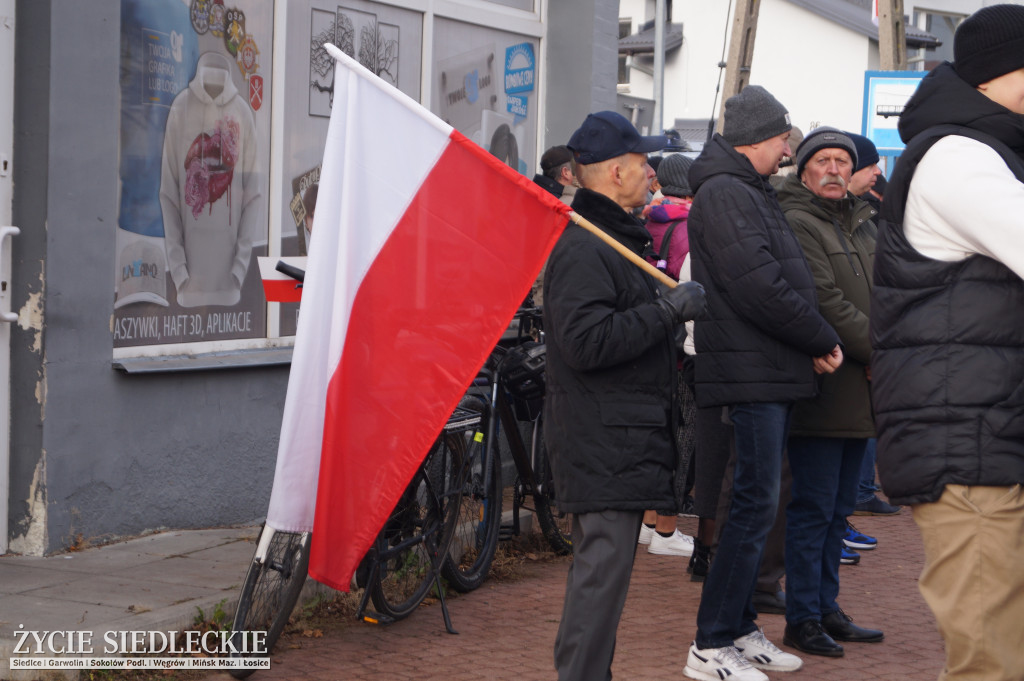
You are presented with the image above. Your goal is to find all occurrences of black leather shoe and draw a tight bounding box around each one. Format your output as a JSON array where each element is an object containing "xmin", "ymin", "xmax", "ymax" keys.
[
  {"xmin": 687, "ymin": 539, "xmax": 710, "ymax": 582},
  {"xmin": 822, "ymin": 609, "xmax": 884, "ymax": 642},
  {"xmin": 752, "ymin": 589, "xmax": 786, "ymax": 615},
  {"xmin": 783, "ymin": 620, "xmax": 844, "ymax": 657}
]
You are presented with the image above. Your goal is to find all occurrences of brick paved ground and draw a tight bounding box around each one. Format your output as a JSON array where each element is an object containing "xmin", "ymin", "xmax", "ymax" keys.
[{"xmin": 213, "ymin": 508, "xmax": 942, "ymax": 681}]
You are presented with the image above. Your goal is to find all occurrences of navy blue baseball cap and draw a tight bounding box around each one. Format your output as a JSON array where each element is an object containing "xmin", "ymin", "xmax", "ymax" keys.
[{"xmin": 567, "ymin": 111, "xmax": 670, "ymax": 164}]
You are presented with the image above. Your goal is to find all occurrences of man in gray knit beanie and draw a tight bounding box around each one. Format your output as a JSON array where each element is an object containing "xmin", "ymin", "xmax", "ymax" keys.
[{"xmin": 683, "ymin": 85, "xmax": 841, "ymax": 681}]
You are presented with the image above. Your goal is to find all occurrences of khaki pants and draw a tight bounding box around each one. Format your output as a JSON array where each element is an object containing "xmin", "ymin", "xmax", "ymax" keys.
[{"xmin": 913, "ymin": 484, "xmax": 1024, "ymax": 681}]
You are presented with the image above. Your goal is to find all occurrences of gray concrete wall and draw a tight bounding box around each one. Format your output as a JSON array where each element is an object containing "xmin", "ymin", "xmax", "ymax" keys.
[
  {"xmin": 543, "ymin": 0, "xmax": 619, "ymax": 148},
  {"xmin": 9, "ymin": 1, "xmax": 287, "ymax": 554}
]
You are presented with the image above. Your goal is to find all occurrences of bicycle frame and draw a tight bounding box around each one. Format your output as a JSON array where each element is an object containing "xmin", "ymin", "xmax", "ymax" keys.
[{"xmin": 472, "ymin": 361, "xmax": 542, "ymax": 539}]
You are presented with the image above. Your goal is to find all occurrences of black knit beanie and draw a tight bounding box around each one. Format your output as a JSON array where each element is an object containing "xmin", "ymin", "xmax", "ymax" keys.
[
  {"xmin": 954, "ymin": 4, "xmax": 1024, "ymax": 87},
  {"xmin": 656, "ymin": 154, "xmax": 694, "ymax": 198},
  {"xmin": 722, "ymin": 85, "xmax": 791, "ymax": 147}
]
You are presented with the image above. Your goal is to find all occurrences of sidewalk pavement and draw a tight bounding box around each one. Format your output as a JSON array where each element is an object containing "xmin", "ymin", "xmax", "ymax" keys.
[
  {"xmin": 0, "ymin": 526, "xmax": 263, "ymax": 681},
  {"xmin": 1, "ymin": 508, "xmax": 945, "ymax": 681},
  {"xmin": 208, "ymin": 509, "xmax": 946, "ymax": 681}
]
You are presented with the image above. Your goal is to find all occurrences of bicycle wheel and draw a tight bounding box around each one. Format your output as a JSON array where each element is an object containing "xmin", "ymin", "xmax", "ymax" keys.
[
  {"xmin": 531, "ymin": 416, "xmax": 573, "ymax": 555},
  {"xmin": 369, "ymin": 432, "xmax": 463, "ymax": 620},
  {"xmin": 228, "ymin": 528, "xmax": 310, "ymax": 679},
  {"xmin": 441, "ymin": 401, "xmax": 503, "ymax": 592}
]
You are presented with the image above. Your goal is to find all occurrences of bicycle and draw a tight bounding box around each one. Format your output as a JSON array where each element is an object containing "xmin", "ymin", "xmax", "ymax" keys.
[
  {"xmin": 229, "ymin": 265, "xmax": 476, "ymax": 677},
  {"xmin": 441, "ymin": 307, "xmax": 572, "ymax": 594},
  {"xmin": 228, "ymin": 420, "xmax": 468, "ymax": 676}
]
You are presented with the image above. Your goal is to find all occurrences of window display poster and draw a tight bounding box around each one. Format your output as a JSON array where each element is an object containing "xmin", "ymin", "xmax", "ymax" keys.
[
  {"xmin": 115, "ymin": 0, "xmax": 273, "ymax": 348},
  {"xmin": 433, "ymin": 19, "xmax": 538, "ymax": 178},
  {"xmin": 278, "ymin": 1, "xmax": 423, "ymax": 337}
]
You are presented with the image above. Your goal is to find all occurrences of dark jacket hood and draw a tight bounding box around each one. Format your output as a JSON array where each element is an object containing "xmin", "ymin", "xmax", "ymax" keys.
[
  {"xmin": 689, "ymin": 133, "xmax": 774, "ymax": 197},
  {"xmin": 899, "ymin": 62, "xmax": 1024, "ymax": 153}
]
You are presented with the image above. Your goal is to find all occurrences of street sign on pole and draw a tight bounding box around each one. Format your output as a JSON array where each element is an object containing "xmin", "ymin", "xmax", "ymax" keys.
[{"xmin": 862, "ymin": 69, "xmax": 923, "ymax": 173}]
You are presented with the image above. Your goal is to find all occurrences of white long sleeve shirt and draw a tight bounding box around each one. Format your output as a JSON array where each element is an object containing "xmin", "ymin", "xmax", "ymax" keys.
[{"xmin": 905, "ymin": 135, "xmax": 1024, "ymax": 280}]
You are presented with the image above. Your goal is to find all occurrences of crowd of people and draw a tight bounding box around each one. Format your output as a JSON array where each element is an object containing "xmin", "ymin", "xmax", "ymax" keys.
[{"xmin": 535, "ymin": 5, "xmax": 1024, "ymax": 681}]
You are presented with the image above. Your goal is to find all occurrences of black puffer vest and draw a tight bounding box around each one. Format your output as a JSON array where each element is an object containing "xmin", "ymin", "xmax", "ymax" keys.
[{"xmin": 871, "ymin": 63, "xmax": 1024, "ymax": 505}]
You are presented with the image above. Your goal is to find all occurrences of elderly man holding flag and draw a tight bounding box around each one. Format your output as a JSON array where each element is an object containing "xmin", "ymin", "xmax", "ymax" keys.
[{"xmin": 543, "ymin": 111, "xmax": 706, "ymax": 681}]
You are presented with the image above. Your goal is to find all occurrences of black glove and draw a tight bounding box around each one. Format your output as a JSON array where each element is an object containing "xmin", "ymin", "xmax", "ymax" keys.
[{"xmin": 654, "ymin": 281, "xmax": 706, "ymax": 327}]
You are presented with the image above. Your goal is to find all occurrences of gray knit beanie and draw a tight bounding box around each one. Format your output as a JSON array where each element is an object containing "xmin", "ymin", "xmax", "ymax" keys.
[
  {"xmin": 656, "ymin": 154, "xmax": 694, "ymax": 198},
  {"xmin": 722, "ymin": 85, "xmax": 792, "ymax": 147},
  {"xmin": 795, "ymin": 126, "xmax": 858, "ymax": 178}
]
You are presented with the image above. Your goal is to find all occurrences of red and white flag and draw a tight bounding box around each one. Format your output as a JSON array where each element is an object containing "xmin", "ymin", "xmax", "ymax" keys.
[
  {"xmin": 258, "ymin": 256, "xmax": 306, "ymax": 303},
  {"xmin": 265, "ymin": 44, "xmax": 570, "ymax": 591}
]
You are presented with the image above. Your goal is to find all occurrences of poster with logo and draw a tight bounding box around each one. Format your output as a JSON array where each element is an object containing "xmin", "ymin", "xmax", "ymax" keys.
[
  {"xmin": 433, "ymin": 19, "xmax": 538, "ymax": 178},
  {"xmin": 277, "ymin": 1, "xmax": 422, "ymax": 337},
  {"xmin": 115, "ymin": 0, "xmax": 274, "ymax": 348}
]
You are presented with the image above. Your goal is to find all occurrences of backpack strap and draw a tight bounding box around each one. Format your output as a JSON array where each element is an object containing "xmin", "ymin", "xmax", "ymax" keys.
[{"xmin": 655, "ymin": 219, "xmax": 684, "ymax": 271}]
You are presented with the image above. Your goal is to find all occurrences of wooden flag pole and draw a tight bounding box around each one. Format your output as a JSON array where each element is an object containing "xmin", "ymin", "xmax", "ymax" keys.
[{"xmin": 569, "ymin": 211, "xmax": 679, "ymax": 288}]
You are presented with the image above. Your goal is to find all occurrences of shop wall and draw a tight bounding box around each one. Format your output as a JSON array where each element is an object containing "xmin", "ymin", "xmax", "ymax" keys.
[
  {"xmin": 9, "ymin": 0, "xmax": 288, "ymax": 554},
  {"xmin": 8, "ymin": 0, "xmax": 618, "ymax": 555}
]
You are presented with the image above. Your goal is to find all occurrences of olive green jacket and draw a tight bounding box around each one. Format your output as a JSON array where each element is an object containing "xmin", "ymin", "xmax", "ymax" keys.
[{"xmin": 777, "ymin": 174, "xmax": 877, "ymax": 438}]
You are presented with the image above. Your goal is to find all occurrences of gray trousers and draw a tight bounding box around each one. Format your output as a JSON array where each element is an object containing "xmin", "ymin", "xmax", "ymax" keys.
[{"xmin": 554, "ymin": 509, "xmax": 643, "ymax": 681}]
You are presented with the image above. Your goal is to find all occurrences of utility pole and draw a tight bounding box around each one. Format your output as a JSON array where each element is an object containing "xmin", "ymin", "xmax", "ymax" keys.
[
  {"xmin": 877, "ymin": 0, "xmax": 907, "ymax": 70},
  {"xmin": 652, "ymin": 0, "xmax": 665, "ymax": 135},
  {"xmin": 716, "ymin": 0, "xmax": 761, "ymax": 134}
]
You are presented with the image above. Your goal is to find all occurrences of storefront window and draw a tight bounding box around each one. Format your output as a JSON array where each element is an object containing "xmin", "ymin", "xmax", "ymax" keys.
[
  {"xmin": 115, "ymin": 0, "xmax": 274, "ymax": 348},
  {"xmin": 433, "ymin": 18, "xmax": 539, "ymax": 179},
  {"xmin": 115, "ymin": 0, "xmax": 541, "ymax": 357}
]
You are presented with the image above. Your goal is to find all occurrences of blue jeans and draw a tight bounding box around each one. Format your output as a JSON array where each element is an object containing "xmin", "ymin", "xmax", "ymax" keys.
[
  {"xmin": 785, "ymin": 436, "xmax": 867, "ymax": 624},
  {"xmin": 857, "ymin": 438, "xmax": 879, "ymax": 504},
  {"xmin": 695, "ymin": 402, "xmax": 790, "ymax": 649}
]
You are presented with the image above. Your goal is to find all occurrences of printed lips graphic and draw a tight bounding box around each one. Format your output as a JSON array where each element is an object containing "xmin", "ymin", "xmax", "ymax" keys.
[{"xmin": 184, "ymin": 117, "xmax": 241, "ymax": 220}]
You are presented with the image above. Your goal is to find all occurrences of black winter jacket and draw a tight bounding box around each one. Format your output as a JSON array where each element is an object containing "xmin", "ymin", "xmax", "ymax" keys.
[
  {"xmin": 542, "ymin": 188, "xmax": 678, "ymax": 514},
  {"xmin": 687, "ymin": 134, "xmax": 840, "ymax": 408},
  {"xmin": 532, "ymin": 173, "xmax": 563, "ymax": 199},
  {"xmin": 871, "ymin": 62, "xmax": 1024, "ymax": 505}
]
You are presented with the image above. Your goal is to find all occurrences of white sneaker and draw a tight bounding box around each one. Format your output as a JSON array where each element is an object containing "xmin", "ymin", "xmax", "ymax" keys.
[
  {"xmin": 638, "ymin": 523, "xmax": 655, "ymax": 545},
  {"xmin": 647, "ymin": 529, "xmax": 694, "ymax": 556},
  {"xmin": 734, "ymin": 628, "xmax": 803, "ymax": 672},
  {"xmin": 684, "ymin": 642, "xmax": 768, "ymax": 681}
]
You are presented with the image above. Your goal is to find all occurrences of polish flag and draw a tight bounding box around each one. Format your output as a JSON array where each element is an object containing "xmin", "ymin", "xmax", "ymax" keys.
[
  {"xmin": 258, "ymin": 256, "xmax": 306, "ymax": 303},
  {"xmin": 265, "ymin": 44, "xmax": 571, "ymax": 591}
]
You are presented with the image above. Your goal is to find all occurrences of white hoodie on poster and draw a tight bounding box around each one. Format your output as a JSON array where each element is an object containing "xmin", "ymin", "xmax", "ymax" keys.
[{"xmin": 160, "ymin": 51, "xmax": 262, "ymax": 308}]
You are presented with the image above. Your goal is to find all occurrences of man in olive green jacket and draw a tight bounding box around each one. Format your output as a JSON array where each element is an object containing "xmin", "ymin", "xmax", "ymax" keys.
[{"xmin": 774, "ymin": 127, "xmax": 885, "ymax": 658}]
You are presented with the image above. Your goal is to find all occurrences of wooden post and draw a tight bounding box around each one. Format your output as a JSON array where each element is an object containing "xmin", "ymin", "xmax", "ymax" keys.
[
  {"xmin": 716, "ymin": 0, "xmax": 761, "ymax": 134},
  {"xmin": 878, "ymin": 0, "xmax": 908, "ymax": 70}
]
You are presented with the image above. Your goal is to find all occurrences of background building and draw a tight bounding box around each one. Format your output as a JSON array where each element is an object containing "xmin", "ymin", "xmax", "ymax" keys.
[
  {"xmin": 616, "ymin": 0, "xmax": 1009, "ymax": 149},
  {"xmin": 0, "ymin": 0, "xmax": 617, "ymax": 556}
]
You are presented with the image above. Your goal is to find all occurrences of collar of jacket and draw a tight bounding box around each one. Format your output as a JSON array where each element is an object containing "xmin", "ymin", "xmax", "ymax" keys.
[
  {"xmin": 899, "ymin": 61, "xmax": 1024, "ymax": 155},
  {"xmin": 689, "ymin": 133, "xmax": 777, "ymax": 197},
  {"xmin": 777, "ymin": 174, "xmax": 875, "ymax": 231},
  {"xmin": 570, "ymin": 187, "xmax": 653, "ymax": 254}
]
